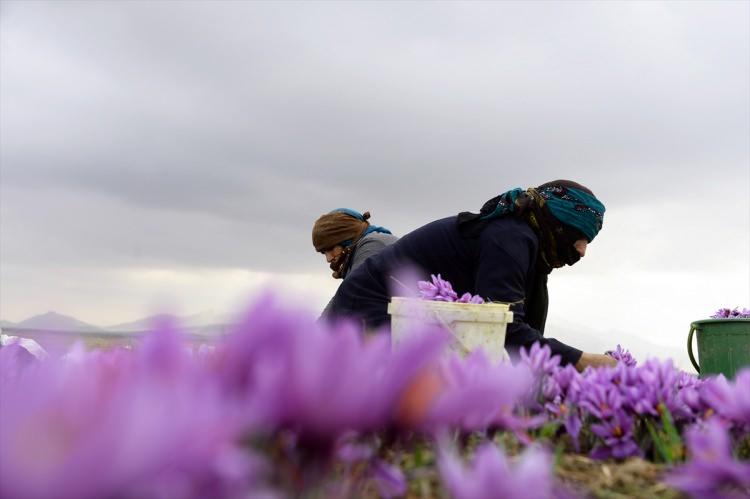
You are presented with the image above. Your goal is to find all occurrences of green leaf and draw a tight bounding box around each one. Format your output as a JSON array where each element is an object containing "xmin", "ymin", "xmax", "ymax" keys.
[
  {"xmin": 645, "ymin": 417, "xmax": 673, "ymax": 464},
  {"xmin": 539, "ymin": 421, "xmax": 561, "ymax": 440},
  {"xmin": 645, "ymin": 404, "xmax": 685, "ymax": 464},
  {"xmin": 657, "ymin": 403, "xmax": 684, "ymax": 462}
]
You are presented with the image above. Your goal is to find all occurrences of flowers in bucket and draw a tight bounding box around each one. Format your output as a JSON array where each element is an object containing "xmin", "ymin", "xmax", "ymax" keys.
[
  {"xmin": 418, "ymin": 274, "xmax": 484, "ymax": 304},
  {"xmin": 711, "ymin": 307, "xmax": 750, "ymax": 319}
]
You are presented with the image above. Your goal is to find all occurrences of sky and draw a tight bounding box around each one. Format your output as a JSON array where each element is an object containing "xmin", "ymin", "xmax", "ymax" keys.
[{"xmin": 1, "ymin": 1, "xmax": 748, "ymax": 366}]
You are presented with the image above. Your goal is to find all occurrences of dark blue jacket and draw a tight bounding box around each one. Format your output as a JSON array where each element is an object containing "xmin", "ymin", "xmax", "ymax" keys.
[{"xmin": 323, "ymin": 215, "xmax": 583, "ymax": 366}]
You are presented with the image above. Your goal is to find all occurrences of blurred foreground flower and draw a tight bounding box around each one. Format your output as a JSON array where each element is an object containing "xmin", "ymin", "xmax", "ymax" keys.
[
  {"xmin": 666, "ymin": 418, "xmax": 750, "ymax": 499},
  {"xmin": 520, "ymin": 342, "xmax": 561, "ymax": 377},
  {"xmin": 214, "ymin": 295, "xmax": 449, "ymax": 443},
  {"xmin": 699, "ymin": 368, "xmax": 750, "ymax": 430},
  {"xmin": 0, "ymin": 341, "xmax": 40, "ymax": 384},
  {"xmin": 0, "ymin": 321, "xmax": 264, "ymax": 499},
  {"xmin": 426, "ymin": 350, "xmax": 536, "ymax": 434},
  {"xmin": 439, "ymin": 443, "xmax": 558, "ymax": 499}
]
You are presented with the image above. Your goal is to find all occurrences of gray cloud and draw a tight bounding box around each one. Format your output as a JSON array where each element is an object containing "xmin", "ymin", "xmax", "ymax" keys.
[{"xmin": 1, "ymin": 0, "xmax": 748, "ymax": 279}]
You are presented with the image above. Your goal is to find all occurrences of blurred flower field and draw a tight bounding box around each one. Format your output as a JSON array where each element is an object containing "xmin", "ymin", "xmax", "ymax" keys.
[{"xmin": 1, "ymin": 294, "xmax": 749, "ymax": 499}]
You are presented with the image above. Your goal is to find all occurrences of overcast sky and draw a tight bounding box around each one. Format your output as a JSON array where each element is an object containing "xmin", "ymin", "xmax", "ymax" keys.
[{"xmin": 1, "ymin": 1, "xmax": 748, "ymax": 365}]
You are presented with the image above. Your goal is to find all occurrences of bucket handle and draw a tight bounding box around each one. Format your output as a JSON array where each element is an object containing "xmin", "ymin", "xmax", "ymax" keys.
[
  {"xmin": 431, "ymin": 312, "xmax": 510, "ymax": 362},
  {"xmin": 687, "ymin": 324, "xmax": 700, "ymax": 374},
  {"xmin": 432, "ymin": 313, "xmax": 472, "ymax": 356}
]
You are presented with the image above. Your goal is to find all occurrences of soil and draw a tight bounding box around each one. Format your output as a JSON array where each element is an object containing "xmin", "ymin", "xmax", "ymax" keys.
[
  {"xmin": 555, "ymin": 454, "xmax": 685, "ymax": 499},
  {"xmin": 394, "ymin": 448, "xmax": 686, "ymax": 498}
]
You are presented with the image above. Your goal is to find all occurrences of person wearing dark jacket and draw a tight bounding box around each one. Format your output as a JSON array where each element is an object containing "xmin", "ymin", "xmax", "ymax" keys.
[{"xmin": 321, "ymin": 180, "xmax": 616, "ymax": 371}]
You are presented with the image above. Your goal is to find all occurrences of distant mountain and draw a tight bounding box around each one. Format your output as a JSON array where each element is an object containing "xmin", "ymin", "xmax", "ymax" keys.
[
  {"xmin": 106, "ymin": 310, "xmax": 230, "ymax": 332},
  {"xmin": 14, "ymin": 311, "xmax": 102, "ymax": 332},
  {"xmin": 0, "ymin": 319, "xmax": 17, "ymax": 328},
  {"xmin": 106, "ymin": 313, "xmax": 180, "ymax": 332},
  {"xmin": 180, "ymin": 310, "xmax": 231, "ymax": 328}
]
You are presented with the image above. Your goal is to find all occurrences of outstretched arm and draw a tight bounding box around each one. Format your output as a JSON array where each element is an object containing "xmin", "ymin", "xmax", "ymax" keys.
[{"xmin": 575, "ymin": 352, "xmax": 617, "ymax": 371}]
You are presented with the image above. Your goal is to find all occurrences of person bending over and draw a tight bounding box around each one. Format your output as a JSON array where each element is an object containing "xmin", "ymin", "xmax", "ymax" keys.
[{"xmin": 321, "ymin": 181, "xmax": 616, "ymax": 371}]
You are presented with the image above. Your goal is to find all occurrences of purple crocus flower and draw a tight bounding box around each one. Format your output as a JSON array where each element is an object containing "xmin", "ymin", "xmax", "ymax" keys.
[
  {"xmin": 669, "ymin": 370, "xmax": 706, "ymax": 421},
  {"xmin": 607, "ymin": 344, "xmax": 637, "ymax": 367},
  {"xmin": 628, "ymin": 359, "xmax": 682, "ymax": 418},
  {"xmin": 212, "ymin": 294, "xmax": 316, "ymax": 401},
  {"xmin": 549, "ymin": 364, "xmax": 581, "ymax": 400},
  {"xmin": 700, "ymin": 369, "xmax": 750, "ymax": 430},
  {"xmin": 439, "ymin": 443, "xmax": 557, "ymax": 499},
  {"xmin": 277, "ymin": 326, "xmax": 445, "ymax": 438},
  {"xmin": 334, "ymin": 438, "xmax": 406, "ymax": 499},
  {"xmin": 541, "ymin": 374, "xmax": 562, "ymax": 401},
  {"xmin": 433, "ymin": 274, "xmax": 459, "ymax": 302},
  {"xmin": 589, "ymin": 358, "xmax": 698, "ymax": 424},
  {"xmin": 677, "ymin": 381, "xmax": 704, "ymax": 416},
  {"xmin": 543, "ymin": 365, "xmax": 584, "ymax": 445},
  {"xmin": 545, "ymin": 393, "xmax": 583, "ymax": 447},
  {"xmin": 0, "ymin": 324, "xmax": 263, "ymax": 499},
  {"xmin": 417, "ymin": 274, "xmax": 459, "ymax": 302},
  {"xmin": 666, "ymin": 418, "xmax": 750, "ymax": 499},
  {"xmin": 0, "ymin": 342, "xmax": 39, "ymax": 384},
  {"xmin": 418, "ymin": 275, "xmax": 484, "ymax": 303},
  {"xmin": 590, "ymin": 410, "xmax": 641, "ymax": 459},
  {"xmin": 578, "ymin": 381, "xmax": 623, "ymax": 420},
  {"xmin": 711, "ymin": 307, "xmax": 750, "ymax": 319},
  {"xmin": 417, "ymin": 279, "xmax": 440, "ymax": 300},
  {"xmin": 520, "ymin": 342, "xmax": 561, "ymax": 377},
  {"xmin": 370, "ymin": 460, "xmax": 407, "ymax": 498},
  {"xmin": 457, "ymin": 292, "xmax": 485, "ymax": 304},
  {"xmin": 215, "ymin": 294, "xmax": 450, "ymax": 441},
  {"xmin": 425, "ymin": 351, "xmax": 537, "ymax": 433},
  {"xmin": 712, "ymin": 308, "xmax": 732, "ymax": 319},
  {"xmin": 336, "ymin": 435, "xmax": 375, "ymax": 463}
]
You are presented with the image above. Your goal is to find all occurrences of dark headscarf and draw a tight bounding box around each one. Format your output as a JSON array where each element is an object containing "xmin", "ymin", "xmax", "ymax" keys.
[
  {"xmin": 458, "ymin": 180, "xmax": 605, "ymax": 273},
  {"xmin": 312, "ymin": 209, "xmax": 392, "ymax": 279}
]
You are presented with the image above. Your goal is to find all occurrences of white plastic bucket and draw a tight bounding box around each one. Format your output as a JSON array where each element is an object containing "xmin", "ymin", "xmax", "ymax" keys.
[{"xmin": 387, "ymin": 297, "xmax": 514, "ymax": 362}]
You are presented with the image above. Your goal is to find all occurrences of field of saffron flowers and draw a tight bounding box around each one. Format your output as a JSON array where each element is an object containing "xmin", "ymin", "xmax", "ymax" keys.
[{"xmin": 1, "ymin": 293, "xmax": 749, "ymax": 499}]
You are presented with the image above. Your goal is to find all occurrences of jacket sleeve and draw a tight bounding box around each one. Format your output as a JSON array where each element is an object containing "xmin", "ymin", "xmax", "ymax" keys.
[
  {"xmin": 323, "ymin": 236, "xmax": 393, "ymax": 320},
  {"xmin": 474, "ymin": 226, "xmax": 583, "ymax": 366},
  {"xmin": 320, "ymin": 296, "xmax": 335, "ymax": 319}
]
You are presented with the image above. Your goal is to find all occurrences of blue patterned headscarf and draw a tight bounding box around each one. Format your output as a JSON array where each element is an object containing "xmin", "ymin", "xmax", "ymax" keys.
[
  {"xmin": 535, "ymin": 185, "xmax": 605, "ymax": 242},
  {"xmin": 479, "ymin": 183, "xmax": 605, "ymax": 242}
]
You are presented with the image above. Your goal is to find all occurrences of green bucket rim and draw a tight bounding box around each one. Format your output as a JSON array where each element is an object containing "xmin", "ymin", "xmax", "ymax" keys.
[{"xmin": 690, "ymin": 318, "xmax": 750, "ymax": 327}]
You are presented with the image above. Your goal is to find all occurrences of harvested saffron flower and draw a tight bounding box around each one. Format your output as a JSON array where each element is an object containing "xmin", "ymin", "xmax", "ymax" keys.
[
  {"xmin": 418, "ymin": 274, "xmax": 484, "ymax": 303},
  {"xmin": 711, "ymin": 307, "xmax": 750, "ymax": 319}
]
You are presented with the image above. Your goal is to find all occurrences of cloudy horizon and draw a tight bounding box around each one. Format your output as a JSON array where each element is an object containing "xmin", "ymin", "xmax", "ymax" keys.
[{"xmin": 1, "ymin": 1, "xmax": 748, "ymax": 367}]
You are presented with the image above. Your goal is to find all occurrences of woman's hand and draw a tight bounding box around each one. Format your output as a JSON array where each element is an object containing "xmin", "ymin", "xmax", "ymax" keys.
[{"xmin": 575, "ymin": 352, "xmax": 618, "ymax": 372}]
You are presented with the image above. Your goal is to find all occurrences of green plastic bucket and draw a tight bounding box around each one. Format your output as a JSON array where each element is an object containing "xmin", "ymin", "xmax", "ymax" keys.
[{"xmin": 687, "ymin": 319, "xmax": 750, "ymax": 379}]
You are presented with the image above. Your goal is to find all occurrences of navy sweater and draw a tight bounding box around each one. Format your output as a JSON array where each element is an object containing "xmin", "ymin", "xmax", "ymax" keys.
[{"xmin": 324, "ymin": 216, "xmax": 583, "ymax": 366}]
